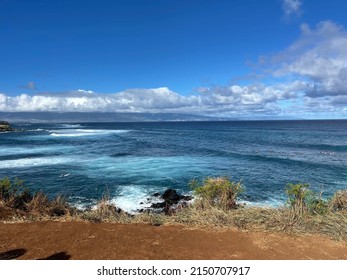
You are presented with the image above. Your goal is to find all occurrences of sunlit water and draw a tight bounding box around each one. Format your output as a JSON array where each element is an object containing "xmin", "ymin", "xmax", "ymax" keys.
[{"xmin": 1, "ymin": 121, "xmax": 346, "ymax": 212}]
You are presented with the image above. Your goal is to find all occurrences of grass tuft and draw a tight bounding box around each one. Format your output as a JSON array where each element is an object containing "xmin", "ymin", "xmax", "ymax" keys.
[
  {"xmin": 1, "ymin": 176, "xmax": 347, "ymax": 242},
  {"xmin": 330, "ymin": 190, "xmax": 347, "ymax": 211},
  {"xmin": 189, "ymin": 177, "xmax": 243, "ymax": 211}
]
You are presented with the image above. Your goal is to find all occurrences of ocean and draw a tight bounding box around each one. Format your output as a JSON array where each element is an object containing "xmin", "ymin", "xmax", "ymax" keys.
[{"xmin": 0, "ymin": 120, "xmax": 346, "ymax": 212}]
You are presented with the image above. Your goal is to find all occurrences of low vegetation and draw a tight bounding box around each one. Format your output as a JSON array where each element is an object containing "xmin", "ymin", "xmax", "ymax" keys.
[
  {"xmin": 1, "ymin": 176, "xmax": 346, "ymax": 241},
  {"xmin": 0, "ymin": 177, "xmax": 74, "ymax": 220},
  {"xmin": 189, "ymin": 177, "xmax": 243, "ymax": 211}
]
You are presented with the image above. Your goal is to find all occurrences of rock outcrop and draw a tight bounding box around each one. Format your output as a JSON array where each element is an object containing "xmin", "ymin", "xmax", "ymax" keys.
[
  {"xmin": 0, "ymin": 121, "xmax": 14, "ymax": 132},
  {"xmin": 149, "ymin": 189, "xmax": 192, "ymax": 215}
]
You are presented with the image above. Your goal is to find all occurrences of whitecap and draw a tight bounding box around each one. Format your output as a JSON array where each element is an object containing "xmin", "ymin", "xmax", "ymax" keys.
[
  {"xmin": 27, "ymin": 128, "xmax": 46, "ymax": 132},
  {"xmin": 239, "ymin": 198, "xmax": 284, "ymax": 208},
  {"xmin": 60, "ymin": 124, "xmax": 84, "ymax": 128},
  {"xmin": 0, "ymin": 156, "xmax": 76, "ymax": 169},
  {"xmin": 0, "ymin": 146, "xmax": 73, "ymax": 156},
  {"xmin": 49, "ymin": 129, "xmax": 130, "ymax": 137}
]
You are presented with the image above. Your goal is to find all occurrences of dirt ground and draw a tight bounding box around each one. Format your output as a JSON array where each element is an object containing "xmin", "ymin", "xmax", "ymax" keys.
[{"xmin": 0, "ymin": 221, "xmax": 346, "ymax": 260}]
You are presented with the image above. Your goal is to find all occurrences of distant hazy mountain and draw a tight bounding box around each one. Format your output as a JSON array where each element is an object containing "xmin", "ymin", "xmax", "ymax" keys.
[{"xmin": 0, "ymin": 112, "xmax": 228, "ymax": 123}]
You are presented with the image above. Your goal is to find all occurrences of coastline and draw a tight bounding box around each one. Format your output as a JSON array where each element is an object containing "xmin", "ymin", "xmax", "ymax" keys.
[{"xmin": 1, "ymin": 121, "xmax": 347, "ymax": 260}]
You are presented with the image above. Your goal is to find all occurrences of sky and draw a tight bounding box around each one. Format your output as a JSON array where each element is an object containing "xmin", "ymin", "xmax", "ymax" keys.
[{"xmin": 1, "ymin": 0, "xmax": 347, "ymax": 119}]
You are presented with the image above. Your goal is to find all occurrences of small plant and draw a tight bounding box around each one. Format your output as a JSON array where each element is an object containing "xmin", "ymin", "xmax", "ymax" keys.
[
  {"xmin": 189, "ymin": 177, "xmax": 243, "ymax": 211},
  {"xmin": 330, "ymin": 190, "xmax": 347, "ymax": 211},
  {"xmin": 50, "ymin": 195, "xmax": 71, "ymax": 216},
  {"xmin": 0, "ymin": 177, "xmax": 72, "ymax": 218},
  {"xmin": 81, "ymin": 192, "xmax": 124, "ymax": 222},
  {"xmin": 95, "ymin": 193, "xmax": 117, "ymax": 216},
  {"xmin": 0, "ymin": 177, "xmax": 32, "ymax": 209},
  {"xmin": 285, "ymin": 183, "xmax": 311, "ymax": 217},
  {"xmin": 285, "ymin": 183, "xmax": 331, "ymax": 216},
  {"xmin": 307, "ymin": 195, "xmax": 329, "ymax": 215}
]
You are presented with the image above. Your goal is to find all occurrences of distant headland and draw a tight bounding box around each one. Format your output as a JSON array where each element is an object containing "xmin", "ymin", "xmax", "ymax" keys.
[{"xmin": 0, "ymin": 120, "xmax": 14, "ymax": 132}]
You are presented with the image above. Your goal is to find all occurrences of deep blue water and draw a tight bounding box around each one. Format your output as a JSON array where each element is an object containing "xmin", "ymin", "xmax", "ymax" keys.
[{"xmin": 1, "ymin": 120, "xmax": 346, "ymax": 212}]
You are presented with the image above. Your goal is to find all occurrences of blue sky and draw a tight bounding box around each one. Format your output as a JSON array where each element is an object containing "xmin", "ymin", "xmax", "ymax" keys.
[{"xmin": 1, "ymin": 0, "xmax": 347, "ymax": 119}]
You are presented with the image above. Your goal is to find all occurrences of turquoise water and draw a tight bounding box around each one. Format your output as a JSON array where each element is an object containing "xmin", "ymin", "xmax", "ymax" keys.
[{"xmin": 0, "ymin": 120, "xmax": 346, "ymax": 212}]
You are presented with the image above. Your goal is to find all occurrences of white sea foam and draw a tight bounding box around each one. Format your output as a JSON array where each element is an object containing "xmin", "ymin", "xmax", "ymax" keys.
[
  {"xmin": 111, "ymin": 185, "xmax": 162, "ymax": 213},
  {"xmin": 50, "ymin": 129, "xmax": 130, "ymax": 137},
  {"xmin": 0, "ymin": 156, "xmax": 76, "ymax": 169},
  {"xmin": 0, "ymin": 146, "xmax": 72, "ymax": 156},
  {"xmin": 239, "ymin": 198, "xmax": 284, "ymax": 208},
  {"xmin": 69, "ymin": 196, "xmax": 97, "ymax": 210},
  {"xmin": 25, "ymin": 128, "xmax": 45, "ymax": 132},
  {"xmin": 61, "ymin": 124, "xmax": 84, "ymax": 128}
]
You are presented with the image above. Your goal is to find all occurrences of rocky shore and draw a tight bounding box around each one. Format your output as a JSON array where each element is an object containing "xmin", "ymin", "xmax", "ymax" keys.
[
  {"xmin": 0, "ymin": 121, "xmax": 14, "ymax": 132},
  {"xmin": 139, "ymin": 189, "xmax": 192, "ymax": 215}
]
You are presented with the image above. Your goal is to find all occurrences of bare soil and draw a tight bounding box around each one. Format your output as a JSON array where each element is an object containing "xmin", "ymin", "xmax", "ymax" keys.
[{"xmin": 0, "ymin": 221, "xmax": 346, "ymax": 260}]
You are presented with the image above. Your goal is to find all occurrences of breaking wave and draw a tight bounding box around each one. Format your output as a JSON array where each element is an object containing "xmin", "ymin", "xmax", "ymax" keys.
[{"xmin": 50, "ymin": 129, "xmax": 130, "ymax": 137}]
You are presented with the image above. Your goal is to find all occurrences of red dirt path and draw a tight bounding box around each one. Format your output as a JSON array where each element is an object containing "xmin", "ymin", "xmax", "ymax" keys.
[{"xmin": 0, "ymin": 221, "xmax": 346, "ymax": 260}]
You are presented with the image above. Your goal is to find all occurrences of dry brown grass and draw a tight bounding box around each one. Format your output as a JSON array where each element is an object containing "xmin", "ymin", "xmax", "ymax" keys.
[
  {"xmin": 1, "ymin": 177, "xmax": 346, "ymax": 242},
  {"xmin": 13, "ymin": 192, "xmax": 74, "ymax": 221},
  {"xmin": 77, "ymin": 194, "xmax": 132, "ymax": 223},
  {"xmin": 0, "ymin": 177, "xmax": 74, "ymax": 221},
  {"xmin": 330, "ymin": 190, "xmax": 347, "ymax": 211}
]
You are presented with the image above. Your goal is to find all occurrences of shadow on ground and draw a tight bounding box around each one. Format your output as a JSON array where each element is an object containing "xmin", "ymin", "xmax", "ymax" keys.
[
  {"xmin": 38, "ymin": 252, "xmax": 71, "ymax": 260},
  {"xmin": 0, "ymin": 249, "xmax": 27, "ymax": 260}
]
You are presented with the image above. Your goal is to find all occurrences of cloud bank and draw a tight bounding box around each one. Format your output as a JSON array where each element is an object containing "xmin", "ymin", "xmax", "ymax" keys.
[
  {"xmin": 1, "ymin": 21, "xmax": 346, "ymax": 119},
  {"xmin": 0, "ymin": 85, "xmax": 299, "ymax": 117}
]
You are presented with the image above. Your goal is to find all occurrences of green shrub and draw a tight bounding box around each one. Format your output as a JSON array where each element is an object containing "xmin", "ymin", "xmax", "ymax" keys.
[
  {"xmin": 285, "ymin": 183, "xmax": 311, "ymax": 217},
  {"xmin": 0, "ymin": 177, "xmax": 11, "ymax": 200},
  {"xmin": 286, "ymin": 183, "xmax": 331, "ymax": 216},
  {"xmin": 307, "ymin": 196, "xmax": 329, "ymax": 215},
  {"xmin": 0, "ymin": 177, "xmax": 32, "ymax": 209},
  {"xmin": 189, "ymin": 177, "xmax": 243, "ymax": 211},
  {"xmin": 0, "ymin": 177, "xmax": 72, "ymax": 218}
]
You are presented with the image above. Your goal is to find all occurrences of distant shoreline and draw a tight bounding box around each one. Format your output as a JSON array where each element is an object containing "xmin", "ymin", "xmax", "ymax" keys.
[
  {"xmin": 0, "ymin": 121, "xmax": 14, "ymax": 132},
  {"xmin": 1, "ymin": 112, "xmax": 347, "ymax": 123}
]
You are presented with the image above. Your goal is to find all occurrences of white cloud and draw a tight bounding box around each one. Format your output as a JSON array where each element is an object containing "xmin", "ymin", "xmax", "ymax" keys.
[
  {"xmin": 0, "ymin": 85, "xmax": 288, "ymax": 117},
  {"xmin": 0, "ymin": 88, "xmax": 198, "ymax": 113},
  {"xmin": 273, "ymin": 21, "xmax": 347, "ymax": 98},
  {"xmin": 282, "ymin": 0, "xmax": 303, "ymax": 17},
  {"xmin": 1, "ymin": 21, "xmax": 346, "ymax": 119}
]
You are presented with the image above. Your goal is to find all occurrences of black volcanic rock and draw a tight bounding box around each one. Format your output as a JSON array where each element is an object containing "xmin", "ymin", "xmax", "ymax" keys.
[
  {"xmin": 162, "ymin": 189, "xmax": 192, "ymax": 204},
  {"xmin": 150, "ymin": 202, "xmax": 167, "ymax": 209},
  {"xmin": 162, "ymin": 189, "xmax": 182, "ymax": 204},
  {"xmin": 146, "ymin": 189, "xmax": 193, "ymax": 214}
]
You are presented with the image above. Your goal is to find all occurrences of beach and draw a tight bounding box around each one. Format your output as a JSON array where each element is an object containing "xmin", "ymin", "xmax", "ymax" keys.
[{"xmin": 1, "ymin": 221, "xmax": 346, "ymax": 260}]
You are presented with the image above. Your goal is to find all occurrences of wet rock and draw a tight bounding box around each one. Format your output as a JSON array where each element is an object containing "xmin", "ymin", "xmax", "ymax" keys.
[
  {"xmin": 139, "ymin": 188, "xmax": 193, "ymax": 215},
  {"xmin": 150, "ymin": 202, "xmax": 167, "ymax": 209},
  {"xmin": 162, "ymin": 189, "xmax": 182, "ymax": 205},
  {"xmin": 182, "ymin": 195, "xmax": 193, "ymax": 201}
]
